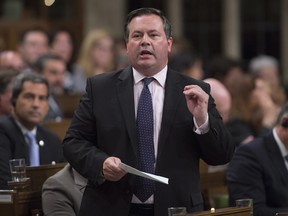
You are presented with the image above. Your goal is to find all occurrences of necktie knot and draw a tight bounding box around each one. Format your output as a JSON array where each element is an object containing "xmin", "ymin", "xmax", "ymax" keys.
[
  {"xmin": 143, "ymin": 77, "xmax": 154, "ymax": 87},
  {"xmin": 26, "ymin": 132, "xmax": 35, "ymax": 143}
]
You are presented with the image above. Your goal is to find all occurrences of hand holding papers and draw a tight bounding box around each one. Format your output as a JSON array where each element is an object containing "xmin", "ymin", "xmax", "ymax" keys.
[{"xmin": 119, "ymin": 162, "xmax": 169, "ymax": 184}]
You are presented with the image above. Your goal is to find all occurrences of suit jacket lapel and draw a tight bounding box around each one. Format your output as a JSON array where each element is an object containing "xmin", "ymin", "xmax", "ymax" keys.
[
  {"xmin": 157, "ymin": 70, "xmax": 183, "ymax": 158},
  {"xmin": 265, "ymin": 133, "xmax": 288, "ymax": 184},
  {"xmin": 8, "ymin": 116, "xmax": 30, "ymax": 164},
  {"xmin": 116, "ymin": 67, "xmax": 138, "ymax": 156}
]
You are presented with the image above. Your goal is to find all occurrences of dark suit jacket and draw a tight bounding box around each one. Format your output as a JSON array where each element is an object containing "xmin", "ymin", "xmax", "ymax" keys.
[
  {"xmin": 0, "ymin": 115, "xmax": 65, "ymax": 189},
  {"xmin": 63, "ymin": 67, "xmax": 235, "ymax": 216},
  {"xmin": 42, "ymin": 163, "xmax": 87, "ymax": 216},
  {"xmin": 227, "ymin": 131, "xmax": 288, "ymax": 216}
]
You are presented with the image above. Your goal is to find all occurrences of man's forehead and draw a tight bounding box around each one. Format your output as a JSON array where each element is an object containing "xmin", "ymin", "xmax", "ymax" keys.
[
  {"xmin": 129, "ymin": 16, "xmax": 163, "ymax": 32},
  {"xmin": 130, "ymin": 14, "xmax": 162, "ymax": 23},
  {"xmin": 21, "ymin": 82, "xmax": 48, "ymax": 92}
]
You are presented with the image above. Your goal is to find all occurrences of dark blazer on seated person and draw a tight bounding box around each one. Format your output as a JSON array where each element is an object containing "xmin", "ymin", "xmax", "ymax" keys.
[
  {"xmin": 227, "ymin": 130, "xmax": 288, "ymax": 216},
  {"xmin": 42, "ymin": 163, "xmax": 88, "ymax": 216},
  {"xmin": 0, "ymin": 115, "xmax": 65, "ymax": 189}
]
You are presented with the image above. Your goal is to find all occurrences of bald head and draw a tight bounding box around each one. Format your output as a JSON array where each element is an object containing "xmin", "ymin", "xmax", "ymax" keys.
[
  {"xmin": 0, "ymin": 51, "xmax": 24, "ymax": 71},
  {"xmin": 204, "ymin": 78, "xmax": 231, "ymax": 123}
]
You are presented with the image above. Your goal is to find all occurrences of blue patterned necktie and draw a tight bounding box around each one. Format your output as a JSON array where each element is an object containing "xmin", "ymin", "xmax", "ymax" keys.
[
  {"xmin": 134, "ymin": 77, "xmax": 155, "ymax": 202},
  {"xmin": 25, "ymin": 132, "xmax": 40, "ymax": 166}
]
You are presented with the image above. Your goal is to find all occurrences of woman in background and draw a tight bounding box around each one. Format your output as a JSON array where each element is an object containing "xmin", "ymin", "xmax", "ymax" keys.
[{"xmin": 71, "ymin": 29, "xmax": 115, "ymax": 93}]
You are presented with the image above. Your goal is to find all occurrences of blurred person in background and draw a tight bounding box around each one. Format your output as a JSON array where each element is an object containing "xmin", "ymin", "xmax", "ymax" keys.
[
  {"xmin": 226, "ymin": 73, "xmax": 280, "ymax": 146},
  {"xmin": 205, "ymin": 55, "xmax": 245, "ymax": 91},
  {"xmin": 169, "ymin": 51, "xmax": 204, "ymax": 80},
  {"xmin": 33, "ymin": 54, "xmax": 67, "ymax": 121},
  {"xmin": 48, "ymin": 28, "xmax": 79, "ymax": 93},
  {"xmin": 49, "ymin": 28, "xmax": 75, "ymax": 70},
  {"xmin": 0, "ymin": 50, "xmax": 25, "ymax": 71},
  {"xmin": 17, "ymin": 27, "xmax": 49, "ymax": 74},
  {"xmin": 0, "ymin": 68, "xmax": 20, "ymax": 116},
  {"xmin": 114, "ymin": 38, "xmax": 129, "ymax": 70},
  {"xmin": 249, "ymin": 54, "xmax": 287, "ymax": 107},
  {"xmin": 73, "ymin": 29, "xmax": 115, "ymax": 93}
]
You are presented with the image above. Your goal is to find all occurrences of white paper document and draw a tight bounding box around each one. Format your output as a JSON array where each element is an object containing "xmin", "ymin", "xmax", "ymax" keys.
[{"xmin": 119, "ymin": 162, "xmax": 169, "ymax": 184}]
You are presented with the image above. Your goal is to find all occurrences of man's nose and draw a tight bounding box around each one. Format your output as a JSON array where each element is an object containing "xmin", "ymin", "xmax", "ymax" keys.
[
  {"xmin": 32, "ymin": 97, "xmax": 41, "ymax": 107},
  {"xmin": 141, "ymin": 34, "xmax": 150, "ymax": 45}
]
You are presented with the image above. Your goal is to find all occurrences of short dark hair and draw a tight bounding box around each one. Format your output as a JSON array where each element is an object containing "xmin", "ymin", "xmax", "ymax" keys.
[
  {"xmin": 12, "ymin": 73, "xmax": 50, "ymax": 106},
  {"xmin": 0, "ymin": 68, "xmax": 20, "ymax": 94},
  {"xmin": 124, "ymin": 8, "xmax": 172, "ymax": 43},
  {"xmin": 275, "ymin": 102, "xmax": 288, "ymax": 125},
  {"xmin": 33, "ymin": 54, "xmax": 64, "ymax": 73},
  {"xmin": 205, "ymin": 56, "xmax": 243, "ymax": 81},
  {"xmin": 18, "ymin": 27, "xmax": 48, "ymax": 44},
  {"xmin": 48, "ymin": 27, "xmax": 74, "ymax": 46}
]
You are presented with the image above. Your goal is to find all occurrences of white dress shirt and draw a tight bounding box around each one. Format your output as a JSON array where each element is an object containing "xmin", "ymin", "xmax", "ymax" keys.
[{"xmin": 132, "ymin": 66, "xmax": 209, "ymax": 203}]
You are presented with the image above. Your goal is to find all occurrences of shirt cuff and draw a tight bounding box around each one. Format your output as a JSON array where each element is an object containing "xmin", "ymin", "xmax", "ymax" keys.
[
  {"xmin": 193, "ymin": 114, "xmax": 209, "ymax": 134},
  {"xmin": 97, "ymin": 170, "xmax": 106, "ymax": 184}
]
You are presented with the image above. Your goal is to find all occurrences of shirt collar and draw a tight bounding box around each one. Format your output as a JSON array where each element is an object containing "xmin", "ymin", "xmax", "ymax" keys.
[
  {"xmin": 133, "ymin": 65, "xmax": 167, "ymax": 88},
  {"xmin": 15, "ymin": 119, "xmax": 37, "ymax": 136},
  {"xmin": 273, "ymin": 128, "xmax": 288, "ymax": 157}
]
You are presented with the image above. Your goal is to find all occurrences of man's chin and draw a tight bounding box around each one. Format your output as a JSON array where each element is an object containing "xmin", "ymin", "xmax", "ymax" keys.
[{"xmin": 29, "ymin": 117, "xmax": 43, "ymax": 124}]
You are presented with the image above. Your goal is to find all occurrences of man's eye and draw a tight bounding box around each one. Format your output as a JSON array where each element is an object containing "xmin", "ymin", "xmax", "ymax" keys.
[
  {"xmin": 24, "ymin": 94, "xmax": 33, "ymax": 99},
  {"xmin": 39, "ymin": 96, "xmax": 48, "ymax": 102}
]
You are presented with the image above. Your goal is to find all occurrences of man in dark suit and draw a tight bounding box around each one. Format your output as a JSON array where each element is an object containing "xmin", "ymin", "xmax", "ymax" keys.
[
  {"xmin": 63, "ymin": 8, "xmax": 235, "ymax": 216},
  {"xmin": 227, "ymin": 102, "xmax": 288, "ymax": 216},
  {"xmin": 0, "ymin": 73, "xmax": 64, "ymax": 189}
]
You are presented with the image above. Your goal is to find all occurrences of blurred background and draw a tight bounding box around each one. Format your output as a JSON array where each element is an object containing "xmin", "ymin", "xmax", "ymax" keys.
[{"xmin": 0, "ymin": 0, "xmax": 287, "ymax": 84}]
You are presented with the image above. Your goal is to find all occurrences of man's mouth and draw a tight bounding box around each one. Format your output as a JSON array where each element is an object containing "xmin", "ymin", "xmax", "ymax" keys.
[
  {"xmin": 140, "ymin": 50, "xmax": 152, "ymax": 56},
  {"xmin": 29, "ymin": 111, "xmax": 41, "ymax": 118}
]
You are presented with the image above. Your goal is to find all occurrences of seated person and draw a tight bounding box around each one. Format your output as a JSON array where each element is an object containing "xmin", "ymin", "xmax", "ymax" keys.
[
  {"xmin": 0, "ymin": 73, "xmax": 65, "ymax": 189},
  {"xmin": 42, "ymin": 163, "xmax": 87, "ymax": 216},
  {"xmin": 227, "ymin": 102, "xmax": 288, "ymax": 216},
  {"xmin": 33, "ymin": 54, "xmax": 68, "ymax": 120}
]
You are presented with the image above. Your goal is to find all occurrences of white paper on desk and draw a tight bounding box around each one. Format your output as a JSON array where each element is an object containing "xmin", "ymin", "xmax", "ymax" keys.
[{"xmin": 119, "ymin": 162, "xmax": 169, "ymax": 184}]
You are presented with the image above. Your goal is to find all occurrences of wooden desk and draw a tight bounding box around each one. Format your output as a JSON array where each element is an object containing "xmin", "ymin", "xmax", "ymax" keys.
[
  {"xmin": 26, "ymin": 163, "xmax": 67, "ymax": 191},
  {"xmin": 200, "ymin": 171, "xmax": 228, "ymax": 209},
  {"xmin": 55, "ymin": 93, "xmax": 82, "ymax": 118},
  {"xmin": 200, "ymin": 171, "xmax": 226, "ymax": 190},
  {"xmin": 42, "ymin": 118, "xmax": 71, "ymax": 141},
  {"xmin": 189, "ymin": 207, "xmax": 252, "ymax": 216},
  {"xmin": 0, "ymin": 163, "xmax": 66, "ymax": 216}
]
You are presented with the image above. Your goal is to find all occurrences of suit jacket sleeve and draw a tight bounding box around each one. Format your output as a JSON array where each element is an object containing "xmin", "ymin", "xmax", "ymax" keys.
[
  {"xmin": 42, "ymin": 175, "xmax": 76, "ymax": 216},
  {"xmin": 192, "ymin": 79, "xmax": 235, "ymax": 165},
  {"xmin": 63, "ymin": 76, "xmax": 111, "ymax": 184}
]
